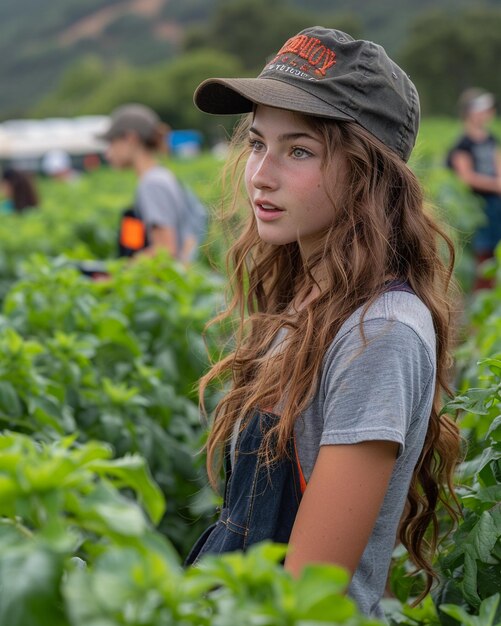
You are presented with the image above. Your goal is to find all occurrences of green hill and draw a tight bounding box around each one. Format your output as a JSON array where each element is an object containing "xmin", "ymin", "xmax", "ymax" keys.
[{"xmin": 2, "ymin": 0, "xmax": 501, "ymax": 120}]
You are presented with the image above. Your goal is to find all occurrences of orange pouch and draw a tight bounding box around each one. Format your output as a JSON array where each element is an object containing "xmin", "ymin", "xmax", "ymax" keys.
[{"xmin": 120, "ymin": 216, "xmax": 146, "ymax": 250}]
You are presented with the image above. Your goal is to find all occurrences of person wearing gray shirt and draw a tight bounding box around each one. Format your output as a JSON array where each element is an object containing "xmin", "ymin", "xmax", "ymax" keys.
[
  {"xmin": 100, "ymin": 103, "xmax": 206, "ymax": 261},
  {"xmin": 136, "ymin": 165, "xmax": 193, "ymax": 260},
  {"xmin": 295, "ymin": 289, "xmax": 435, "ymax": 618},
  {"xmin": 185, "ymin": 25, "xmax": 461, "ymax": 623},
  {"xmin": 227, "ymin": 288, "xmax": 435, "ymax": 619}
]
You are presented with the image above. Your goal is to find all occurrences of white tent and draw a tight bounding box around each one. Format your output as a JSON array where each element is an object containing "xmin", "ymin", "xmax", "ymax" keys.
[{"xmin": 0, "ymin": 115, "xmax": 110, "ymax": 160}]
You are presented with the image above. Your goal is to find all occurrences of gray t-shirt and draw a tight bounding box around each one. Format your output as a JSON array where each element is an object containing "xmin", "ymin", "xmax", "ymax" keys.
[
  {"xmin": 230, "ymin": 290, "xmax": 436, "ymax": 619},
  {"xmin": 136, "ymin": 166, "xmax": 203, "ymax": 259},
  {"xmin": 295, "ymin": 290, "xmax": 435, "ymax": 619}
]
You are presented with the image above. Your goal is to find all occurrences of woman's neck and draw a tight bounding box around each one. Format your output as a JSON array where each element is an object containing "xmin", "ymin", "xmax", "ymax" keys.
[
  {"xmin": 134, "ymin": 151, "xmax": 158, "ymax": 177},
  {"xmin": 292, "ymin": 272, "xmax": 401, "ymax": 312}
]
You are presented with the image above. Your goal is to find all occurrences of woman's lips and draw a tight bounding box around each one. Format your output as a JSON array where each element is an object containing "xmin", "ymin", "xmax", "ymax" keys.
[{"xmin": 255, "ymin": 202, "xmax": 285, "ymax": 221}]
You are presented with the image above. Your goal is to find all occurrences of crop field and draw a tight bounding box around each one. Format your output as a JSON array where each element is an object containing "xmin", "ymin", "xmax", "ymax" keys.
[{"xmin": 0, "ymin": 118, "xmax": 499, "ymax": 625}]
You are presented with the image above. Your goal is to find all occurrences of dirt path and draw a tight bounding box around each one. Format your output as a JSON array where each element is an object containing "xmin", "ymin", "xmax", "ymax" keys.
[{"xmin": 59, "ymin": 0, "xmax": 167, "ymax": 46}]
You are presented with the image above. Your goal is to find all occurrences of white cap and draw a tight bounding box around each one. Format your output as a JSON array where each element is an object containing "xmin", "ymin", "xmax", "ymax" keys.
[
  {"xmin": 469, "ymin": 93, "xmax": 495, "ymax": 113},
  {"xmin": 41, "ymin": 149, "xmax": 72, "ymax": 176}
]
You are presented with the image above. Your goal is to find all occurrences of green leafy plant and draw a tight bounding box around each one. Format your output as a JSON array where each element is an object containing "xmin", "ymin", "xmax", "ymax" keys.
[
  {"xmin": 434, "ymin": 374, "xmax": 501, "ymax": 623},
  {"xmin": 441, "ymin": 594, "xmax": 501, "ymax": 626},
  {"xmin": 0, "ymin": 431, "xmax": 381, "ymax": 626},
  {"xmin": 0, "ymin": 254, "xmax": 223, "ymax": 556}
]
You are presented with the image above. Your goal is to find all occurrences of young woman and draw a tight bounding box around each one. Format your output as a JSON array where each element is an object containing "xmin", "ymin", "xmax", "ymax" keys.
[
  {"xmin": 447, "ymin": 88, "xmax": 501, "ymax": 289},
  {"xmin": 101, "ymin": 103, "xmax": 206, "ymax": 261},
  {"xmin": 187, "ymin": 27, "xmax": 461, "ymax": 619}
]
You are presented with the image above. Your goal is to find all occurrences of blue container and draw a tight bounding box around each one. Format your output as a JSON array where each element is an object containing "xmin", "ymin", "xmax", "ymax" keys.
[{"xmin": 168, "ymin": 130, "xmax": 203, "ymax": 158}]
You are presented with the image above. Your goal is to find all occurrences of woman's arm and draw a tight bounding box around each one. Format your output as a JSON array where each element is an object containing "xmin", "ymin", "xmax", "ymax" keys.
[
  {"xmin": 284, "ymin": 439, "xmax": 398, "ymax": 577},
  {"xmin": 451, "ymin": 150, "xmax": 501, "ymax": 194},
  {"xmin": 140, "ymin": 224, "xmax": 178, "ymax": 257}
]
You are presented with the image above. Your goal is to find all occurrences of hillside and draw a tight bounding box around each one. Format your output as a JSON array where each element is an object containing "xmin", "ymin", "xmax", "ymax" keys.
[{"xmin": 2, "ymin": 0, "xmax": 501, "ymax": 120}]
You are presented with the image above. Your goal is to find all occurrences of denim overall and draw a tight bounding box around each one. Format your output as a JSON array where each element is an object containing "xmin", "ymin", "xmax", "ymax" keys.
[
  {"xmin": 185, "ymin": 281, "xmax": 414, "ymax": 567},
  {"xmin": 185, "ymin": 409, "xmax": 305, "ymax": 565}
]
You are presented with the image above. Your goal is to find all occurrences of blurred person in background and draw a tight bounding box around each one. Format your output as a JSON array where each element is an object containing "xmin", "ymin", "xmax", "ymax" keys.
[
  {"xmin": 41, "ymin": 149, "xmax": 80, "ymax": 183},
  {"xmin": 0, "ymin": 168, "xmax": 39, "ymax": 214},
  {"xmin": 447, "ymin": 88, "xmax": 501, "ymax": 289},
  {"xmin": 100, "ymin": 103, "xmax": 207, "ymax": 262}
]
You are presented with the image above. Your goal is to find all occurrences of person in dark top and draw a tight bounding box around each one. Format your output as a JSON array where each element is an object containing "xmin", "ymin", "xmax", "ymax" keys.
[
  {"xmin": 447, "ymin": 88, "xmax": 501, "ymax": 289},
  {"xmin": 0, "ymin": 168, "xmax": 39, "ymax": 214}
]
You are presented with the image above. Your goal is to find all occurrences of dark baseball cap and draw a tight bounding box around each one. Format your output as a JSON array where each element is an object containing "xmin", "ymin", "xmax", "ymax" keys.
[
  {"xmin": 98, "ymin": 103, "xmax": 160, "ymax": 142},
  {"xmin": 194, "ymin": 27, "xmax": 420, "ymax": 161}
]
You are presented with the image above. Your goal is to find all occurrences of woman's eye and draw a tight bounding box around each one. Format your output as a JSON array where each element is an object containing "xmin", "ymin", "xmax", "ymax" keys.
[
  {"xmin": 292, "ymin": 147, "xmax": 312, "ymax": 158},
  {"xmin": 248, "ymin": 138, "xmax": 264, "ymax": 151}
]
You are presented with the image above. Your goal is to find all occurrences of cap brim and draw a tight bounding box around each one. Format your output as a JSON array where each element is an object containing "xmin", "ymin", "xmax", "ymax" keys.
[
  {"xmin": 194, "ymin": 77, "xmax": 355, "ymax": 123},
  {"xmin": 95, "ymin": 129, "xmax": 113, "ymax": 142}
]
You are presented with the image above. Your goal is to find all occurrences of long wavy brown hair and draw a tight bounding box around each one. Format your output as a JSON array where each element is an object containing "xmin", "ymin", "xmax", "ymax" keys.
[{"xmin": 200, "ymin": 111, "xmax": 461, "ymax": 598}]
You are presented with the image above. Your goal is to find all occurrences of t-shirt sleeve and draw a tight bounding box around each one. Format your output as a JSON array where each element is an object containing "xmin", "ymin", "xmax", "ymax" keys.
[
  {"xmin": 455, "ymin": 136, "xmax": 473, "ymax": 153},
  {"xmin": 137, "ymin": 178, "xmax": 181, "ymax": 228},
  {"xmin": 320, "ymin": 319, "xmax": 435, "ymax": 455}
]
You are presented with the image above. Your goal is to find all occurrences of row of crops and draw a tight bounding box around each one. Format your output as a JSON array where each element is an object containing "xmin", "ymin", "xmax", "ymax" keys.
[{"xmin": 0, "ymin": 121, "xmax": 499, "ymax": 625}]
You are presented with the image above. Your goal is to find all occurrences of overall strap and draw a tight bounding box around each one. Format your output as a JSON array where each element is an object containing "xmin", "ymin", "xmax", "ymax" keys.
[
  {"xmin": 184, "ymin": 408, "xmax": 304, "ymax": 566},
  {"xmin": 384, "ymin": 279, "xmax": 415, "ymax": 295}
]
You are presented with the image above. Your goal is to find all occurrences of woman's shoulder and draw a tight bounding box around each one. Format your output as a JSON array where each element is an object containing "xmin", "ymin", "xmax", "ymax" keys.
[
  {"xmin": 139, "ymin": 165, "xmax": 177, "ymax": 189},
  {"xmin": 332, "ymin": 289, "xmax": 436, "ymax": 363}
]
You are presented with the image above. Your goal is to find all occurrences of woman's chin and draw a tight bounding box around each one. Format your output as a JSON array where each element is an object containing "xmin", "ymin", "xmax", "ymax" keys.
[{"xmin": 256, "ymin": 229, "xmax": 297, "ymax": 247}]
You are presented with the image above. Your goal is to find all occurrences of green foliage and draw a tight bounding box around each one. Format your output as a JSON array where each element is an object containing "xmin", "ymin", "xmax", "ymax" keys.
[
  {"xmin": 0, "ymin": 431, "xmax": 378, "ymax": 626},
  {"xmin": 0, "ymin": 254, "xmax": 223, "ymax": 556},
  {"xmin": 385, "ymin": 374, "xmax": 501, "ymax": 625},
  {"xmin": 409, "ymin": 116, "xmax": 501, "ymax": 292},
  {"xmin": 422, "ymin": 165, "xmax": 483, "ymax": 292},
  {"xmin": 160, "ymin": 0, "xmax": 214, "ymax": 24},
  {"xmin": 454, "ymin": 248, "xmax": 501, "ymax": 432},
  {"xmin": 0, "ymin": 431, "xmax": 166, "ymax": 537},
  {"xmin": 146, "ymin": 50, "xmax": 245, "ymax": 138},
  {"xmin": 0, "ymin": 157, "xmax": 229, "ymax": 560},
  {"xmin": 436, "ymin": 417, "xmax": 501, "ymax": 619},
  {"xmin": 400, "ymin": 8, "xmax": 501, "ymax": 115},
  {"xmin": 33, "ymin": 49, "xmax": 244, "ymax": 138},
  {"xmin": 0, "ymin": 430, "xmax": 176, "ymax": 626},
  {"xmin": 384, "ymin": 594, "xmax": 441, "ymax": 626},
  {"xmin": 0, "ymin": 156, "xmax": 224, "ymax": 295},
  {"xmin": 0, "ymin": 168, "xmax": 132, "ymax": 297},
  {"xmin": 33, "ymin": 55, "xmax": 108, "ymax": 118},
  {"xmin": 419, "ymin": 361, "xmax": 501, "ymax": 624},
  {"xmin": 441, "ymin": 594, "xmax": 501, "ymax": 626},
  {"xmin": 0, "ymin": 0, "xmax": 119, "ymax": 117}
]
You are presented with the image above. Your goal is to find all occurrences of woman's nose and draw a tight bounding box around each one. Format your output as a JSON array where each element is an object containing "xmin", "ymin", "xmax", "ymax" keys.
[{"xmin": 251, "ymin": 153, "xmax": 278, "ymax": 190}]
